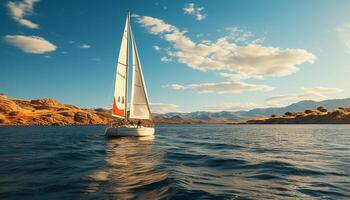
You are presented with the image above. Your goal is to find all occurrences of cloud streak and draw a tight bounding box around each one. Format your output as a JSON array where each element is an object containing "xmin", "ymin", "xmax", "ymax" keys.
[
  {"xmin": 7, "ymin": 0, "xmax": 39, "ymax": 29},
  {"xmin": 150, "ymin": 103, "xmax": 180, "ymax": 113},
  {"xmin": 79, "ymin": 44, "xmax": 91, "ymax": 49},
  {"xmin": 153, "ymin": 45, "xmax": 161, "ymax": 51},
  {"xmin": 163, "ymin": 81, "xmax": 273, "ymax": 94},
  {"xmin": 266, "ymin": 87, "xmax": 344, "ymax": 103},
  {"xmin": 202, "ymin": 102, "xmax": 260, "ymax": 112},
  {"xmin": 4, "ymin": 35, "xmax": 56, "ymax": 54},
  {"xmin": 219, "ymin": 72, "xmax": 264, "ymax": 81},
  {"xmin": 160, "ymin": 56, "xmax": 172, "ymax": 63},
  {"xmin": 337, "ymin": 23, "xmax": 350, "ymax": 54}
]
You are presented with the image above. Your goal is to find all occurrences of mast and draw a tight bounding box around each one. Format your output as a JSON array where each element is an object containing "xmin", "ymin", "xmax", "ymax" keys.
[{"xmin": 125, "ymin": 11, "xmax": 130, "ymax": 122}]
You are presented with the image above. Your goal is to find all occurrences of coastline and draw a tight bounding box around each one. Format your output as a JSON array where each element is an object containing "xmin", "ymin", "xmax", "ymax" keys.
[
  {"xmin": 243, "ymin": 107, "xmax": 350, "ymax": 124},
  {"xmin": 1, "ymin": 94, "xmax": 350, "ymax": 126}
]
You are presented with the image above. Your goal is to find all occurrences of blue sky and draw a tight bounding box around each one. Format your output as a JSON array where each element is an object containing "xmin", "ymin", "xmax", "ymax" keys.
[{"xmin": 1, "ymin": 0, "xmax": 350, "ymax": 113}]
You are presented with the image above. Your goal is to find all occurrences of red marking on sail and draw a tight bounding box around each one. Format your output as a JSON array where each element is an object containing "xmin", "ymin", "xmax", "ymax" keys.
[{"xmin": 112, "ymin": 97, "xmax": 124, "ymax": 117}]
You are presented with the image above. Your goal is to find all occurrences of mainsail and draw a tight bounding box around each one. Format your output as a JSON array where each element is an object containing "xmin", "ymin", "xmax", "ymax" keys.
[
  {"xmin": 129, "ymin": 26, "xmax": 152, "ymax": 120},
  {"xmin": 112, "ymin": 13, "xmax": 129, "ymax": 119}
]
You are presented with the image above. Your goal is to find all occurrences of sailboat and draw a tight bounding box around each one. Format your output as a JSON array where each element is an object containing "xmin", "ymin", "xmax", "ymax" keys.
[{"xmin": 105, "ymin": 12, "xmax": 155, "ymax": 137}]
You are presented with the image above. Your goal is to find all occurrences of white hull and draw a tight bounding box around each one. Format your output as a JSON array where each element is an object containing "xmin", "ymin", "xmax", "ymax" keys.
[{"xmin": 105, "ymin": 126, "xmax": 155, "ymax": 137}]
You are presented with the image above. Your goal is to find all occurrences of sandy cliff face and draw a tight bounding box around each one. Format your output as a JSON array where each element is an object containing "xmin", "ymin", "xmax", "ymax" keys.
[{"xmin": 0, "ymin": 94, "xmax": 112, "ymax": 126}]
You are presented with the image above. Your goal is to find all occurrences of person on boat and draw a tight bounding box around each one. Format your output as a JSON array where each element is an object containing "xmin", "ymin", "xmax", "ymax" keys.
[{"xmin": 137, "ymin": 120, "xmax": 141, "ymax": 128}]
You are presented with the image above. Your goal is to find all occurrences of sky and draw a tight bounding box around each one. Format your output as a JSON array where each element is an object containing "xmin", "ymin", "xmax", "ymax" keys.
[{"xmin": 1, "ymin": 0, "xmax": 350, "ymax": 113}]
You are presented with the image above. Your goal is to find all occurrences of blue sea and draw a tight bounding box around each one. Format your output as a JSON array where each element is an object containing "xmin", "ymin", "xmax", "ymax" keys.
[{"xmin": 0, "ymin": 125, "xmax": 349, "ymax": 199}]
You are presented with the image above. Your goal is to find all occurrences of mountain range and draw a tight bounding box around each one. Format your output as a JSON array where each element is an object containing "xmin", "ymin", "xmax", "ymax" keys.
[{"xmin": 155, "ymin": 98, "xmax": 350, "ymax": 123}]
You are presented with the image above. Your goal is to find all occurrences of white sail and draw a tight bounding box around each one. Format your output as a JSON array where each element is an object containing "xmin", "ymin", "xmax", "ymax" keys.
[
  {"xmin": 112, "ymin": 13, "xmax": 129, "ymax": 119},
  {"xmin": 105, "ymin": 12, "xmax": 155, "ymax": 137},
  {"xmin": 129, "ymin": 26, "xmax": 152, "ymax": 120}
]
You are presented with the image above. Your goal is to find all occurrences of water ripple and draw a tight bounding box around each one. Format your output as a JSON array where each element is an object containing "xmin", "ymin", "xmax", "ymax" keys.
[{"xmin": 0, "ymin": 125, "xmax": 349, "ymax": 199}]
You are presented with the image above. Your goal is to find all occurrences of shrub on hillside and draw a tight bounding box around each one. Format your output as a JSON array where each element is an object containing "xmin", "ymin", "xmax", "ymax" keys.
[
  {"xmin": 271, "ymin": 114, "xmax": 276, "ymax": 118},
  {"xmin": 331, "ymin": 109, "xmax": 345, "ymax": 116},
  {"xmin": 321, "ymin": 108, "xmax": 327, "ymax": 112},
  {"xmin": 284, "ymin": 112, "xmax": 294, "ymax": 116},
  {"xmin": 8, "ymin": 111, "xmax": 19, "ymax": 116},
  {"xmin": 296, "ymin": 114, "xmax": 304, "ymax": 118},
  {"xmin": 317, "ymin": 106, "xmax": 327, "ymax": 113},
  {"xmin": 34, "ymin": 105, "xmax": 51, "ymax": 110},
  {"xmin": 304, "ymin": 109, "xmax": 313, "ymax": 114}
]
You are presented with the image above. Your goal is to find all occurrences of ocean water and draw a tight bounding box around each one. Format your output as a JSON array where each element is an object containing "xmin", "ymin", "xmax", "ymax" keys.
[{"xmin": 0, "ymin": 125, "xmax": 349, "ymax": 199}]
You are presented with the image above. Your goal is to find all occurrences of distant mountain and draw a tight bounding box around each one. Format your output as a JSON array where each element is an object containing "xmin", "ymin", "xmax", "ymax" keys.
[
  {"xmin": 155, "ymin": 98, "xmax": 350, "ymax": 122},
  {"xmin": 154, "ymin": 111, "xmax": 243, "ymax": 124},
  {"xmin": 242, "ymin": 98, "xmax": 350, "ymax": 117}
]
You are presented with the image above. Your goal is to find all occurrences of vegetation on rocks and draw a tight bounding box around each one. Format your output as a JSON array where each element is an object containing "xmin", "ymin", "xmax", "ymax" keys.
[
  {"xmin": 246, "ymin": 106, "xmax": 350, "ymax": 124},
  {"xmin": 0, "ymin": 94, "xmax": 114, "ymax": 126}
]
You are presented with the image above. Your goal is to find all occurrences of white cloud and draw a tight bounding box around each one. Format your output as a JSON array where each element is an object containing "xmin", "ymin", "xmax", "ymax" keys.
[
  {"xmin": 219, "ymin": 72, "xmax": 264, "ymax": 81},
  {"xmin": 302, "ymin": 87, "xmax": 343, "ymax": 94},
  {"xmin": 251, "ymin": 37, "xmax": 265, "ymax": 45},
  {"xmin": 203, "ymin": 102, "xmax": 261, "ymax": 112},
  {"xmin": 265, "ymin": 95, "xmax": 296, "ymax": 103},
  {"xmin": 153, "ymin": 45, "xmax": 161, "ymax": 51},
  {"xmin": 163, "ymin": 81, "xmax": 273, "ymax": 94},
  {"xmin": 196, "ymin": 33, "xmax": 204, "ymax": 38},
  {"xmin": 150, "ymin": 103, "xmax": 180, "ymax": 113},
  {"xmin": 162, "ymin": 84, "xmax": 186, "ymax": 90},
  {"xmin": 266, "ymin": 87, "xmax": 344, "ymax": 103},
  {"xmin": 135, "ymin": 15, "xmax": 316, "ymax": 79},
  {"xmin": 79, "ymin": 44, "xmax": 91, "ymax": 49},
  {"xmin": 202, "ymin": 101, "xmax": 283, "ymax": 112},
  {"xmin": 337, "ymin": 23, "xmax": 350, "ymax": 54},
  {"xmin": 160, "ymin": 56, "xmax": 172, "ymax": 63},
  {"xmin": 18, "ymin": 18, "xmax": 38, "ymax": 29},
  {"xmin": 4, "ymin": 35, "xmax": 56, "ymax": 54},
  {"xmin": 131, "ymin": 13, "xmax": 140, "ymax": 18},
  {"xmin": 7, "ymin": 0, "xmax": 40, "ymax": 29},
  {"xmin": 137, "ymin": 16, "xmax": 176, "ymax": 34},
  {"xmin": 226, "ymin": 26, "xmax": 265, "ymax": 45},
  {"xmin": 226, "ymin": 26, "xmax": 253, "ymax": 43},
  {"xmin": 183, "ymin": 3, "xmax": 207, "ymax": 21}
]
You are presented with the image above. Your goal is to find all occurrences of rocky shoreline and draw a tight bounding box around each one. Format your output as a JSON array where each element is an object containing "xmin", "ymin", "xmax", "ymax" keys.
[
  {"xmin": 0, "ymin": 94, "xmax": 114, "ymax": 126},
  {"xmin": 2, "ymin": 94, "xmax": 350, "ymax": 126},
  {"xmin": 0, "ymin": 94, "xmax": 219, "ymax": 126},
  {"xmin": 245, "ymin": 106, "xmax": 350, "ymax": 124}
]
